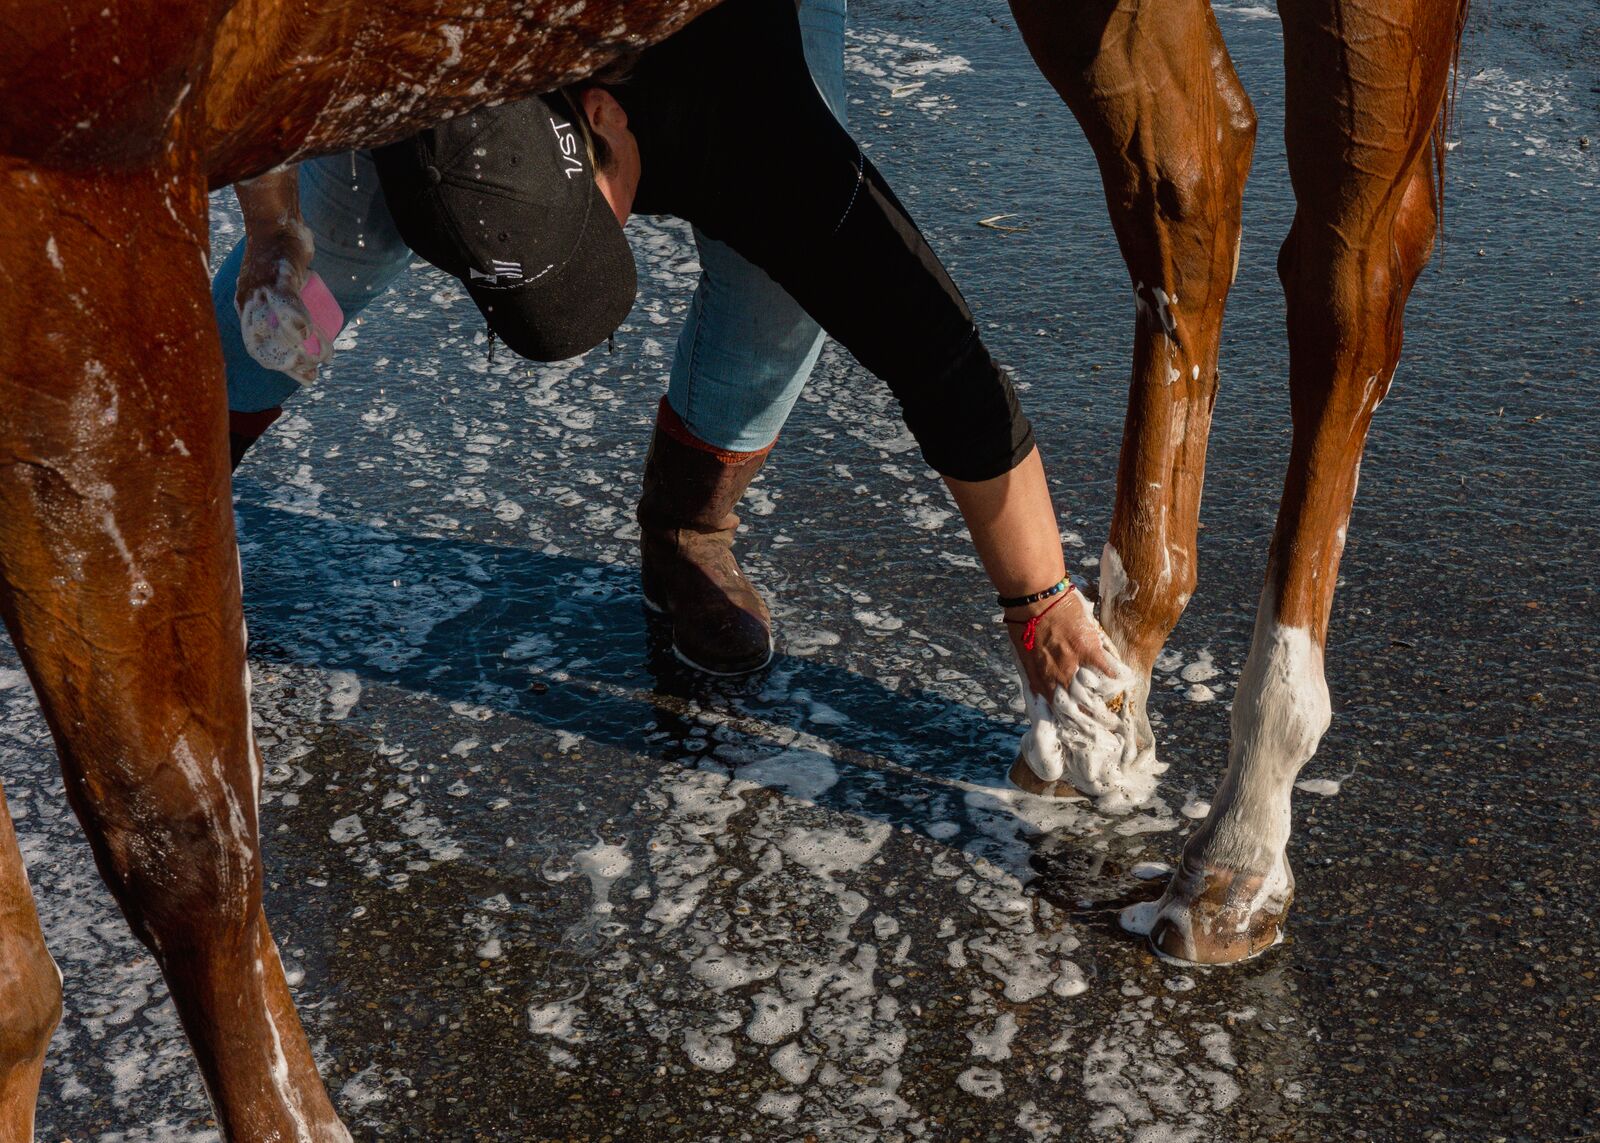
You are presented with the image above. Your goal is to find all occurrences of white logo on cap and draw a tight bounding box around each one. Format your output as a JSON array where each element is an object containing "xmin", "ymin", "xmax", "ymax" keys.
[
  {"xmin": 550, "ymin": 116, "xmax": 585, "ymax": 179},
  {"xmin": 471, "ymin": 259, "xmax": 524, "ymax": 284}
]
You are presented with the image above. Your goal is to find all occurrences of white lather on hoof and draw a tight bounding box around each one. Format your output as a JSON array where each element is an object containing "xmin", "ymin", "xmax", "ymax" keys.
[{"xmin": 1010, "ymin": 590, "xmax": 1166, "ymax": 811}]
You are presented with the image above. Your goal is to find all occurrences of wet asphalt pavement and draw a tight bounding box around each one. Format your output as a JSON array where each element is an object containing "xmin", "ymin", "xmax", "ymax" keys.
[{"xmin": 5, "ymin": 0, "xmax": 1598, "ymax": 1139}]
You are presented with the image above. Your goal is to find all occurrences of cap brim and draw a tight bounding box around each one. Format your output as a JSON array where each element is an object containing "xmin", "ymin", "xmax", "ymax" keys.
[{"xmin": 465, "ymin": 195, "xmax": 636, "ymax": 363}]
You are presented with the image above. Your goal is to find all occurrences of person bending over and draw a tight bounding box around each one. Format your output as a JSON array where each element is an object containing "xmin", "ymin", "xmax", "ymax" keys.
[
  {"xmin": 220, "ymin": 0, "xmax": 1137, "ymax": 769},
  {"xmin": 221, "ymin": 0, "xmax": 849, "ymax": 678}
]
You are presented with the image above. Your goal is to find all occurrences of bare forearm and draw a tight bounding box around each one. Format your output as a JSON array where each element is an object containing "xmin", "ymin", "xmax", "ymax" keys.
[{"xmin": 943, "ymin": 446, "xmax": 1067, "ymax": 600}]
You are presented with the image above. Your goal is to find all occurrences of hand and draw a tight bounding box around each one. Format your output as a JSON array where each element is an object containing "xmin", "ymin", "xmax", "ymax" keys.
[
  {"xmin": 1004, "ymin": 585, "xmax": 1116, "ymax": 698},
  {"xmin": 937, "ymin": 447, "xmax": 1149, "ymax": 800},
  {"xmin": 1006, "ymin": 586, "xmax": 1142, "ymax": 795},
  {"xmin": 235, "ymin": 218, "xmax": 327, "ymax": 383}
]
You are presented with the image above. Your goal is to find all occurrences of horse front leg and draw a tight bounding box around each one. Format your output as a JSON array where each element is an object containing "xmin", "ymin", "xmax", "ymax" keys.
[
  {"xmin": 0, "ymin": 159, "xmax": 348, "ymax": 1139},
  {"xmin": 1008, "ymin": 0, "xmax": 1256, "ymax": 796},
  {"xmin": 1147, "ymin": 0, "xmax": 1466, "ymax": 963}
]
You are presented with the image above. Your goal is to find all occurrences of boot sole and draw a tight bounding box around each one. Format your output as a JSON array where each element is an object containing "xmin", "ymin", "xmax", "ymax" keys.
[
  {"xmin": 671, "ymin": 640, "xmax": 774, "ymax": 677},
  {"xmin": 643, "ymin": 593, "xmax": 773, "ymax": 676}
]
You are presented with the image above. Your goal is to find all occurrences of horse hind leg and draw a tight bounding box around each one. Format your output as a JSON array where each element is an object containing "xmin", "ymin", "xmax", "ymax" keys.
[
  {"xmin": 1007, "ymin": 0, "xmax": 1256, "ymax": 800},
  {"xmin": 1146, "ymin": 0, "xmax": 1465, "ymax": 963},
  {"xmin": 0, "ymin": 782, "xmax": 62, "ymax": 1141},
  {"xmin": 0, "ymin": 160, "xmax": 349, "ymax": 1139}
]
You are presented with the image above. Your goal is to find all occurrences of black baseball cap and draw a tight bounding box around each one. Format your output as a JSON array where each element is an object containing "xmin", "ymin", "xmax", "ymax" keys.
[{"xmin": 371, "ymin": 92, "xmax": 636, "ymax": 362}]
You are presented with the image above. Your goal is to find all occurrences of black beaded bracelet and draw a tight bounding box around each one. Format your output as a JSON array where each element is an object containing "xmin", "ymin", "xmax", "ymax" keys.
[{"xmin": 997, "ymin": 577, "xmax": 1071, "ymax": 609}]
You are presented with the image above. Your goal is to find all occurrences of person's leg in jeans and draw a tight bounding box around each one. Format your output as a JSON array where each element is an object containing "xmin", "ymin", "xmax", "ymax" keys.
[
  {"xmin": 638, "ymin": 0, "xmax": 848, "ymax": 674},
  {"xmin": 214, "ymin": 150, "xmax": 412, "ymax": 468}
]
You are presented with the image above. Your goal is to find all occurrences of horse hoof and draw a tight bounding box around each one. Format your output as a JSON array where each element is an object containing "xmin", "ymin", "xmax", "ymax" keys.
[
  {"xmin": 1008, "ymin": 751, "xmax": 1088, "ymax": 800},
  {"xmin": 1145, "ymin": 863, "xmax": 1292, "ymax": 965}
]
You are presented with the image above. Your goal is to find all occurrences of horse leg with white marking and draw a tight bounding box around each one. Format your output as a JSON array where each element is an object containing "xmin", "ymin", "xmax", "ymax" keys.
[
  {"xmin": 1147, "ymin": 0, "xmax": 1466, "ymax": 963},
  {"xmin": 0, "ymin": 160, "xmax": 348, "ymax": 1139},
  {"xmin": 1007, "ymin": 0, "xmax": 1256, "ymax": 798}
]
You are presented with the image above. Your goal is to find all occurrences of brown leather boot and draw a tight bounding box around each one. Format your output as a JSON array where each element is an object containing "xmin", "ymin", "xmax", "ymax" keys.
[
  {"xmin": 637, "ymin": 400, "xmax": 774, "ymax": 675},
  {"xmin": 228, "ymin": 406, "xmax": 284, "ymax": 471}
]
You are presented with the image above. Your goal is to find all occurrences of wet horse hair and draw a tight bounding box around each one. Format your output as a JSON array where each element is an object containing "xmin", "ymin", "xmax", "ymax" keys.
[
  {"xmin": 1005, "ymin": 0, "xmax": 1472, "ymax": 963},
  {"xmin": 0, "ymin": 4, "xmax": 720, "ymax": 1138}
]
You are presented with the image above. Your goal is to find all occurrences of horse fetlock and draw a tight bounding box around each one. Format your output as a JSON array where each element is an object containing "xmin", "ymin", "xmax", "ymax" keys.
[
  {"xmin": 238, "ymin": 284, "xmax": 324, "ymax": 383},
  {"xmin": 1010, "ymin": 602, "xmax": 1164, "ymax": 811}
]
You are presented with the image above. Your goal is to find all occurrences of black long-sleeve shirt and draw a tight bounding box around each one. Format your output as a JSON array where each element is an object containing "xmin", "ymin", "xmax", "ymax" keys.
[{"xmin": 612, "ymin": 0, "xmax": 1033, "ymax": 481}]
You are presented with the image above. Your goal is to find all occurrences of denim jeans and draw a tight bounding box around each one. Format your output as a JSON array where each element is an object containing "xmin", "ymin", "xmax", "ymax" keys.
[
  {"xmin": 665, "ymin": 0, "xmax": 847, "ymax": 451},
  {"xmin": 213, "ymin": 0, "xmax": 848, "ymax": 453}
]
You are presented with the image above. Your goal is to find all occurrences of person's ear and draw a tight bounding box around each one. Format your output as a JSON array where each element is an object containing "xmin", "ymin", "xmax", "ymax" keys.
[{"xmin": 580, "ymin": 87, "xmax": 629, "ymax": 137}]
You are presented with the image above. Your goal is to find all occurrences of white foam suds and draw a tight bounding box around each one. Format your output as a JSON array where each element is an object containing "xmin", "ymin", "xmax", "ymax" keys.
[
  {"xmin": 328, "ymin": 815, "xmax": 364, "ymax": 843},
  {"xmin": 683, "ymin": 1027, "xmax": 738, "ymax": 1073},
  {"xmin": 572, "ymin": 839, "xmax": 631, "ymax": 916},
  {"xmin": 967, "ymin": 1012, "xmax": 1019, "ymax": 1061},
  {"xmin": 770, "ymin": 1041, "xmax": 816, "ymax": 1085},
  {"xmin": 528, "ymin": 987, "xmax": 587, "ymax": 1044},
  {"xmin": 956, "ymin": 1067, "xmax": 1005, "ymax": 1098},
  {"xmin": 1119, "ymin": 901, "xmax": 1159, "ymax": 937},
  {"xmin": 757, "ymin": 1091, "xmax": 803, "ymax": 1119},
  {"xmin": 1294, "ymin": 777, "xmax": 1342, "ymax": 797},
  {"xmin": 325, "ymin": 671, "xmax": 362, "ymax": 720},
  {"xmin": 735, "ymin": 748, "xmax": 838, "ymax": 802},
  {"xmin": 1013, "ymin": 589, "xmax": 1163, "ymax": 811},
  {"xmin": 846, "ymin": 28, "xmax": 971, "ymax": 121}
]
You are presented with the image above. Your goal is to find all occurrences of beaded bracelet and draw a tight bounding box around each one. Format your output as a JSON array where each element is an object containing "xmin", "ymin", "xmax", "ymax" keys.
[
  {"xmin": 996, "ymin": 577, "xmax": 1070, "ymax": 610},
  {"xmin": 1003, "ymin": 588, "xmax": 1074, "ymax": 651}
]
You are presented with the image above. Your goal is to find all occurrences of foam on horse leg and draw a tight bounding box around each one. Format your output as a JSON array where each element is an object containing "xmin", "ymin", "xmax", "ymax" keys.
[
  {"xmin": 1139, "ymin": 599, "xmax": 1329, "ymax": 962},
  {"xmin": 239, "ymin": 265, "xmax": 342, "ymax": 383},
  {"xmin": 1008, "ymin": 590, "xmax": 1165, "ymax": 811}
]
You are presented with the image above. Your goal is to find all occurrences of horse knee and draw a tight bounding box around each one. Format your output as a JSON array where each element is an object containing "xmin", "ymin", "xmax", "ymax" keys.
[
  {"xmin": 0, "ymin": 932, "xmax": 61, "ymax": 1074},
  {"xmin": 87, "ymin": 742, "xmax": 262, "ymax": 951},
  {"xmin": 1394, "ymin": 161, "xmax": 1439, "ymax": 289}
]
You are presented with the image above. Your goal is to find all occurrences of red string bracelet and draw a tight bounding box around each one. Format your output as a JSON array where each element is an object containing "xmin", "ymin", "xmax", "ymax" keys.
[{"xmin": 1003, "ymin": 583, "xmax": 1075, "ymax": 651}]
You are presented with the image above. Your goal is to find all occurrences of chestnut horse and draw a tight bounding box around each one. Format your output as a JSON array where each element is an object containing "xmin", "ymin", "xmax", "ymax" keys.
[
  {"xmin": 0, "ymin": 0, "xmax": 1470, "ymax": 1137},
  {"xmin": 0, "ymin": 2, "xmax": 719, "ymax": 1138},
  {"xmin": 1004, "ymin": 0, "xmax": 1469, "ymax": 963}
]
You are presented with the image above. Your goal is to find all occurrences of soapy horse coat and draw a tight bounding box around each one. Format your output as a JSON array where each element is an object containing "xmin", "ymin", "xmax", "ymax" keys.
[{"xmin": 0, "ymin": 2, "xmax": 715, "ymax": 1137}]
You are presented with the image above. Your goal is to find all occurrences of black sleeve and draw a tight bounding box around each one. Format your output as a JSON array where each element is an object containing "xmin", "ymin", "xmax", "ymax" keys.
[{"xmin": 664, "ymin": 2, "xmax": 1036, "ymax": 482}]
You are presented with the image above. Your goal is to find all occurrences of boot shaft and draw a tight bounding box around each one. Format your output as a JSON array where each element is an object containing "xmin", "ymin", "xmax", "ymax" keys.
[{"xmin": 636, "ymin": 399, "xmax": 773, "ymax": 541}]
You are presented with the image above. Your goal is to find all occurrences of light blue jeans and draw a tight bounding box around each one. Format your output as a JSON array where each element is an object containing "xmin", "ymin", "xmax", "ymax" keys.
[{"xmin": 214, "ymin": 0, "xmax": 847, "ymax": 454}]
